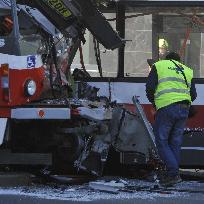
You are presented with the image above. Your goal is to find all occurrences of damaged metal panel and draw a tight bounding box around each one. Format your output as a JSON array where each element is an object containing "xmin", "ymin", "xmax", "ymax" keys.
[
  {"xmin": 73, "ymin": 96, "xmax": 158, "ymax": 175},
  {"xmin": 110, "ymin": 99, "xmax": 156, "ymax": 164},
  {"xmin": 62, "ymin": 0, "xmax": 123, "ymax": 49},
  {"xmin": 110, "ymin": 108, "xmax": 153, "ymax": 156},
  {"xmin": 18, "ymin": 5, "xmax": 58, "ymax": 36},
  {"xmin": 77, "ymin": 107, "xmax": 112, "ymax": 121},
  {"xmin": 17, "ymin": 0, "xmax": 123, "ymax": 49},
  {"xmin": 74, "ymin": 121, "xmax": 111, "ymax": 176},
  {"xmin": 17, "ymin": 0, "xmax": 75, "ymax": 32},
  {"xmin": 74, "ymin": 99, "xmax": 157, "ymax": 175}
]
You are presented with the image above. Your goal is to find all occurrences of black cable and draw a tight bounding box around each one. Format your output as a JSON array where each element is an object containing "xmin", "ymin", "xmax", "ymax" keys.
[
  {"xmin": 46, "ymin": 37, "xmax": 55, "ymax": 98},
  {"xmin": 50, "ymin": 37, "xmax": 63, "ymax": 97},
  {"xmin": 113, "ymin": 108, "xmax": 126, "ymax": 148},
  {"xmin": 96, "ymin": 40, "xmax": 102, "ymax": 75},
  {"xmin": 93, "ymin": 36, "xmax": 103, "ymax": 77}
]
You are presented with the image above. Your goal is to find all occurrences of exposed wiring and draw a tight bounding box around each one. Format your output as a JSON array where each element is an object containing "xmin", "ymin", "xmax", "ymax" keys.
[
  {"xmin": 107, "ymin": 11, "xmax": 158, "ymax": 21},
  {"xmin": 78, "ymin": 42, "xmax": 89, "ymax": 76},
  {"xmin": 93, "ymin": 36, "xmax": 103, "ymax": 77}
]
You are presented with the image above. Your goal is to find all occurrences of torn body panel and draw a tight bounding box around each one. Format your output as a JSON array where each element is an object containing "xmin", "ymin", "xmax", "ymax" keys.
[
  {"xmin": 74, "ymin": 98, "xmax": 157, "ymax": 176},
  {"xmin": 17, "ymin": 0, "xmax": 123, "ymax": 49}
]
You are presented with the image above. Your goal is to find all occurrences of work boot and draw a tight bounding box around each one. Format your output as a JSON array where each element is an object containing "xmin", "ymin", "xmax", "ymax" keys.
[{"xmin": 159, "ymin": 175, "xmax": 182, "ymax": 187}]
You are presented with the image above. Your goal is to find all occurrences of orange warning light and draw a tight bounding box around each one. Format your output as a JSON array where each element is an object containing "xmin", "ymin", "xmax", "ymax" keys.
[
  {"xmin": 1, "ymin": 64, "xmax": 9, "ymax": 76},
  {"xmin": 38, "ymin": 109, "xmax": 45, "ymax": 118}
]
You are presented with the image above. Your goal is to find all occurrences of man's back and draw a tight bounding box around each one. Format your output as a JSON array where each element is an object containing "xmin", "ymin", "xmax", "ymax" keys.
[
  {"xmin": 153, "ymin": 59, "xmax": 193, "ymax": 110},
  {"xmin": 146, "ymin": 53, "xmax": 197, "ymax": 109}
]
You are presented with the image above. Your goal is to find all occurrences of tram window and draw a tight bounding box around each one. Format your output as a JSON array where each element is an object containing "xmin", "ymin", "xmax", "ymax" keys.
[
  {"xmin": 72, "ymin": 13, "xmax": 152, "ymax": 77},
  {"xmin": 0, "ymin": 15, "xmax": 13, "ymax": 36},
  {"xmin": 157, "ymin": 14, "xmax": 204, "ymax": 78},
  {"xmin": 18, "ymin": 11, "xmax": 48, "ymax": 56},
  {"xmin": 124, "ymin": 14, "xmax": 152, "ymax": 77},
  {"xmin": 72, "ymin": 7, "xmax": 204, "ymax": 78},
  {"xmin": 19, "ymin": 34, "xmax": 47, "ymax": 56},
  {"xmin": 123, "ymin": 7, "xmax": 204, "ymax": 78}
]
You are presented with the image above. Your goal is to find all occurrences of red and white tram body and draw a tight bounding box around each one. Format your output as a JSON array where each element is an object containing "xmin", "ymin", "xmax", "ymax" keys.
[{"xmin": 0, "ymin": 54, "xmax": 45, "ymax": 116}]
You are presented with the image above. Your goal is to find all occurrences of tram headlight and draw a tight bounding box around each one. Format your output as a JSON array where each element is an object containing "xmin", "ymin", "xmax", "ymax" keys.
[{"xmin": 24, "ymin": 79, "xmax": 36, "ymax": 96}]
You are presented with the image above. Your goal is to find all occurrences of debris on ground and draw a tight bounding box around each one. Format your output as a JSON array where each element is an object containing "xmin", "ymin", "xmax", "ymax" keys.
[{"xmin": 89, "ymin": 180, "xmax": 125, "ymax": 193}]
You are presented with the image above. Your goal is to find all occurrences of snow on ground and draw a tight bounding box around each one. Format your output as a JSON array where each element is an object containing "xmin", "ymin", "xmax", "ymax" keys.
[{"xmin": 0, "ymin": 179, "xmax": 195, "ymax": 202}]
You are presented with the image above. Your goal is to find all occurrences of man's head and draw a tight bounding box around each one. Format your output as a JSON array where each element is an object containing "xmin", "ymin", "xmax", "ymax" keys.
[{"xmin": 165, "ymin": 52, "xmax": 181, "ymax": 62}]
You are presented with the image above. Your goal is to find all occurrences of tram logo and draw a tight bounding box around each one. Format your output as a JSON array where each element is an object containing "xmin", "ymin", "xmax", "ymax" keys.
[{"xmin": 168, "ymin": 66, "xmax": 184, "ymax": 74}]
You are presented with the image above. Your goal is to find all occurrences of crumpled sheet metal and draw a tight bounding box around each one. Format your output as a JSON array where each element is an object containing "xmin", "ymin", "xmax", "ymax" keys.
[
  {"xmin": 77, "ymin": 107, "xmax": 112, "ymax": 121},
  {"xmin": 110, "ymin": 107, "xmax": 154, "ymax": 158}
]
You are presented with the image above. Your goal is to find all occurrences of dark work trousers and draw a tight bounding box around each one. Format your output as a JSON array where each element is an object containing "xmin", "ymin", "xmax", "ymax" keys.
[{"xmin": 153, "ymin": 103, "xmax": 189, "ymax": 176}]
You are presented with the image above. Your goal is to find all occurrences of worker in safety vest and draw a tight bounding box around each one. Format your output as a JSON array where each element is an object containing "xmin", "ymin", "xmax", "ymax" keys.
[
  {"xmin": 146, "ymin": 52, "xmax": 197, "ymax": 187},
  {"xmin": 159, "ymin": 38, "xmax": 169, "ymax": 60}
]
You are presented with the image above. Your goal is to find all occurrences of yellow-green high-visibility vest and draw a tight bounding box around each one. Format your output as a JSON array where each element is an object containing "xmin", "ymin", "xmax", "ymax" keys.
[{"xmin": 154, "ymin": 60, "xmax": 193, "ymax": 110}]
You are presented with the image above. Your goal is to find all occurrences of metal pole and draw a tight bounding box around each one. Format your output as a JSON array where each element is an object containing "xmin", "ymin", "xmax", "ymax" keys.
[
  {"xmin": 116, "ymin": 3, "xmax": 125, "ymax": 78},
  {"xmin": 10, "ymin": 0, "xmax": 21, "ymax": 55},
  {"xmin": 152, "ymin": 15, "xmax": 163, "ymax": 61}
]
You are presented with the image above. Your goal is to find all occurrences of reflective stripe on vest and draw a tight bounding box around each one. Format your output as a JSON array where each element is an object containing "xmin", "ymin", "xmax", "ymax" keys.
[
  {"xmin": 155, "ymin": 88, "xmax": 190, "ymax": 99},
  {"xmin": 158, "ymin": 77, "xmax": 191, "ymax": 88}
]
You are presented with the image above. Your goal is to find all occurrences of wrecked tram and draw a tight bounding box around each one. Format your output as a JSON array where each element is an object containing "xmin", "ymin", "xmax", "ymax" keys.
[{"xmin": 0, "ymin": 0, "xmax": 204, "ymax": 176}]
